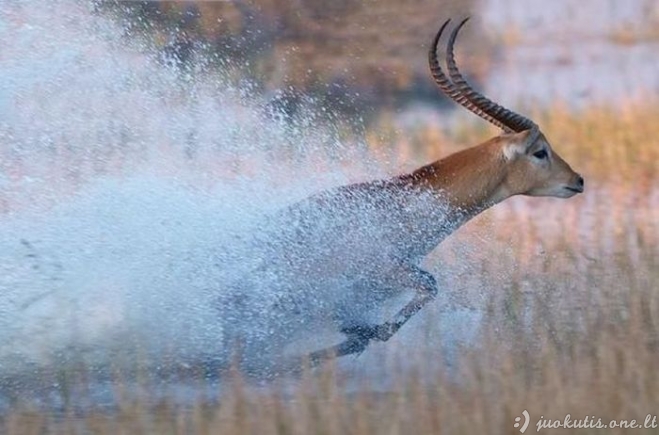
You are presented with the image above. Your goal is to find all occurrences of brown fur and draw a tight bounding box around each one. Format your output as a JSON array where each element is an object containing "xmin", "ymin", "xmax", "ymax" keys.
[{"xmin": 398, "ymin": 129, "xmax": 582, "ymax": 214}]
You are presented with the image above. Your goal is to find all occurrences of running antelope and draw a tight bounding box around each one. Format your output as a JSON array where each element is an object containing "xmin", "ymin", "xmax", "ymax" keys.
[{"xmin": 230, "ymin": 18, "xmax": 584, "ymax": 369}]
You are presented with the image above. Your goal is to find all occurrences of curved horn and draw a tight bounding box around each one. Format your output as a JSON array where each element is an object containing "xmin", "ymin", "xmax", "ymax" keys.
[
  {"xmin": 446, "ymin": 17, "xmax": 537, "ymax": 132},
  {"xmin": 428, "ymin": 19, "xmax": 513, "ymax": 132}
]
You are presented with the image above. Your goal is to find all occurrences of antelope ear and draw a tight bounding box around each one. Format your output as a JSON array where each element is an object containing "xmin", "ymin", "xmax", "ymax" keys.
[{"xmin": 502, "ymin": 129, "xmax": 539, "ymax": 160}]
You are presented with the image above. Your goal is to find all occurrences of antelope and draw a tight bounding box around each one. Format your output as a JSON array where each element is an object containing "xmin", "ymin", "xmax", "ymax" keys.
[{"xmin": 226, "ymin": 18, "xmax": 584, "ymax": 370}]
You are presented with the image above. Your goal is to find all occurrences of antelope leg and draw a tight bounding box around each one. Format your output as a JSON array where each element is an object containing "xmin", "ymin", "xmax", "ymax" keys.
[{"xmin": 305, "ymin": 265, "xmax": 438, "ymax": 365}]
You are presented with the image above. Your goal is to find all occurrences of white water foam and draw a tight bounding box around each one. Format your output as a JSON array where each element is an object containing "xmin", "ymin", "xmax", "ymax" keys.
[{"xmin": 0, "ymin": 1, "xmax": 484, "ymax": 384}]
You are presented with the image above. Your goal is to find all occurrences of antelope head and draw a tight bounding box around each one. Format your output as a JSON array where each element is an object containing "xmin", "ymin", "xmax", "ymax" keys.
[{"xmin": 428, "ymin": 18, "xmax": 584, "ymax": 202}]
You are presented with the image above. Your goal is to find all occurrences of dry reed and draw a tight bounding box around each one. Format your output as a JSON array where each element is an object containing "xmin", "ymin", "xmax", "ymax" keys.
[{"xmin": 1, "ymin": 101, "xmax": 658, "ymax": 434}]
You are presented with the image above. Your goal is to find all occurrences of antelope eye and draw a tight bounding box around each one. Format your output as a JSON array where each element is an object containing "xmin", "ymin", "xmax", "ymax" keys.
[{"xmin": 533, "ymin": 149, "xmax": 548, "ymax": 159}]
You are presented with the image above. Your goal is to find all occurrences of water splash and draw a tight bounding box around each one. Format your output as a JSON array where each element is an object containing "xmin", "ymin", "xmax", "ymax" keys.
[
  {"xmin": 0, "ymin": 0, "xmax": 334, "ymax": 373},
  {"xmin": 0, "ymin": 1, "xmax": 486, "ymax": 391}
]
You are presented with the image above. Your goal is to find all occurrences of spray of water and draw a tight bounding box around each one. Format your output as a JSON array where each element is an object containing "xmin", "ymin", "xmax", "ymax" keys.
[
  {"xmin": 0, "ymin": 0, "xmax": 349, "ymax": 374},
  {"xmin": 0, "ymin": 1, "xmax": 483, "ymax": 384}
]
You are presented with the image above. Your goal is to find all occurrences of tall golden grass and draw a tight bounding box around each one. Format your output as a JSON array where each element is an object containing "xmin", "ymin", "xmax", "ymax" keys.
[{"xmin": 1, "ymin": 101, "xmax": 658, "ymax": 434}]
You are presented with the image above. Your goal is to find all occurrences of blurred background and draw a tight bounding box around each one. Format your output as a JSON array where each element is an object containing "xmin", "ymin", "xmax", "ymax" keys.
[
  {"xmin": 0, "ymin": 1, "xmax": 658, "ymax": 432},
  {"xmin": 97, "ymin": 0, "xmax": 659, "ymax": 115}
]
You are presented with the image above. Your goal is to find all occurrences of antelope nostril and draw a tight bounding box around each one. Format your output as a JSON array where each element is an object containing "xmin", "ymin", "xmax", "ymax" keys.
[{"xmin": 577, "ymin": 176, "xmax": 584, "ymax": 188}]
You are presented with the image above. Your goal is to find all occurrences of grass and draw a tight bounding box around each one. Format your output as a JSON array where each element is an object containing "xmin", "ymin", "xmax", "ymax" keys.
[
  {"xmin": 608, "ymin": 20, "xmax": 659, "ymax": 45},
  {"xmin": 1, "ymin": 102, "xmax": 658, "ymax": 434}
]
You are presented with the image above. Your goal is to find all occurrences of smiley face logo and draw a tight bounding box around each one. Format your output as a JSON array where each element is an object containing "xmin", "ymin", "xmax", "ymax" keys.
[{"xmin": 514, "ymin": 410, "xmax": 530, "ymax": 433}]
